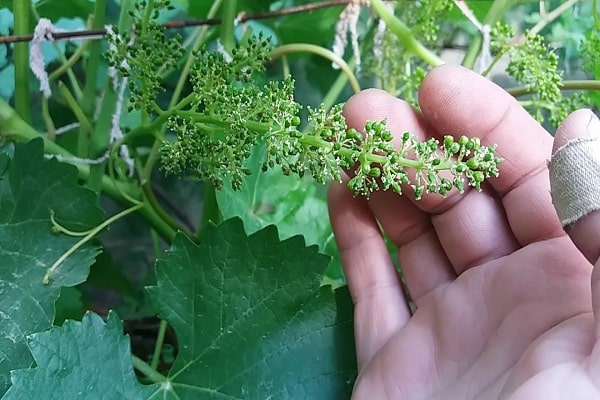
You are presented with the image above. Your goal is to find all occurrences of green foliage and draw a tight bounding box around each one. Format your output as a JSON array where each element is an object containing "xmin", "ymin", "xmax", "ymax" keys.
[
  {"xmin": 146, "ymin": 219, "xmax": 355, "ymax": 398},
  {"xmin": 5, "ymin": 219, "xmax": 356, "ymax": 399},
  {"xmin": 4, "ymin": 312, "xmax": 159, "ymax": 399},
  {"xmin": 0, "ymin": 0, "xmax": 598, "ymax": 398},
  {"xmin": 215, "ymin": 142, "xmax": 344, "ymax": 287},
  {"xmin": 0, "ymin": 139, "xmax": 103, "ymax": 394}
]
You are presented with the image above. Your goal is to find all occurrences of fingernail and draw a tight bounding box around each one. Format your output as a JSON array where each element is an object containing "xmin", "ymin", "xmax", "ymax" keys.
[{"xmin": 583, "ymin": 110, "xmax": 600, "ymax": 139}]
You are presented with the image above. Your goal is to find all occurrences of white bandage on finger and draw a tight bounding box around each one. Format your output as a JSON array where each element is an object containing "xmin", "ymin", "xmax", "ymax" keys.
[{"xmin": 549, "ymin": 135, "xmax": 600, "ymax": 226}]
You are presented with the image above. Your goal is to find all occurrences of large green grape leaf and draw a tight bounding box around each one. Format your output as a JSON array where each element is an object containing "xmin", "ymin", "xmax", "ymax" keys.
[
  {"xmin": 0, "ymin": 139, "xmax": 103, "ymax": 395},
  {"xmin": 147, "ymin": 218, "xmax": 356, "ymax": 399},
  {"xmin": 2, "ymin": 312, "xmax": 160, "ymax": 399},
  {"xmin": 216, "ymin": 143, "xmax": 345, "ymax": 288}
]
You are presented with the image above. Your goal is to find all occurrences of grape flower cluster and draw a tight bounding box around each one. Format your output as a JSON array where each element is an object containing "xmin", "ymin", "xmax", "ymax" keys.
[
  {"xmin": 274, "ymin": 106, "xmax": 501, "ymax": 199},
  {"xmin": 157, "ymin": 35, "xmax": 501, "ymax": 199},
  {"xmin": 106, "ymin": 1, "xmax": 501, "ymax": 200}
]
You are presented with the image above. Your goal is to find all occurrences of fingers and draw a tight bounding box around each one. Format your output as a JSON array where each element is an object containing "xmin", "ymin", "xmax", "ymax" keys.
[
  {"xmin": 328, "ymin": 181, "xmax": 411, "ymax": 368},
  {"xmin": 343, "ymin": 87, "xmax": 519, "ymax": 280},
  {"xmin": 419, "ymin": 65, "xmax": 565, "ymax": 246},
  {"xmin": 551, "ymin": 109, "xmax": 600, "ymax": 264},
  {"xmin": 343, "ymin": 90, "xmax": 459, "ymax": 297},
  {"xmin": 549, "ymin": 109, "xmax": 600, "ymax": 335}
]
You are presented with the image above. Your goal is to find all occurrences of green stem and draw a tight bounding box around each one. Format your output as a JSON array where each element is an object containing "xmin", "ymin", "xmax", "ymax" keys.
[
  {"xmin": 41, "ymin": 97, "xmax": 56, "ymax": 140},
  {"xmin": 58, "ymin": 82, "xmax": 93, "ymax": 137},
  {"xmin": 48, "ymin": 41, "xmax": 90, "ymax": 83},
  {"xmin": 150, "ymin": 320, "xmax": 169, "ymax": 371},
  {"xmin": 29, "ymin": 5, "xmax": 83, "ymax": 99},
  {"xmin": 595, "ymin": 0, "xmax": 600, "ymax": 30},
  {"xmin": 506, "ymin": 80, "xmax": 600, "ymax": 97},
  {"xmin": 527, "ymin": 0, "xmax": 581, "ymax": 38},
  {"xmin": 142, "ymin": 183, "xmax": 190, "ymax": 236},
  {"xmin": 462, "ymin": 0, "xmax": 513, "ymax": 69},
  {"xmin": 80, "ymin": 0, "xmax": 107, "ymax": 126},
  {"xmin": 141, "ymin": 0, "xmax": 156, "ymax": 35},
  {"xmin": 321, "ymin": 58, "xmax": 355, "ymax": 109},
  {"xmin": 43, "ymin": 203, "xmax": 145, "ymax": 284},
  {"xmin": 220, "ymin": 0, "xmax": 237, "ymax": 52},
  {"xmin": 0, "ymin": 99, "xmax": 177, "ymax": 242},
  {"xmin": 175, "ymin": 111, "xmax": 271, "ymax": 133},
  {"xmin": 132, "ymin": 355, "xmax": 167, "ymax": 383},
  {"xmin": 13, "ymin": 0, "xmax": 31, "ymax": 123},
  {"xmin": 141, "ymin": 0, "xmax": 224, "ymax": 183},
  {"xmin": 369, "ymin": 0, "xmax": 444, "ymax": 67},
  {"xmin": 270, "ymin": 44, "xmax": 361, "ymax": 93},
  {"xmin": 298, "ymin": 133, "xmax": 422, "ymax": 169}
]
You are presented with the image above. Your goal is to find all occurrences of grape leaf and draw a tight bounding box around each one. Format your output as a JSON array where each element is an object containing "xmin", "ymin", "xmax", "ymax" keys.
[
  {"xmin": 3, "ymin": 312, "xmax": 160, "ymax": 399},
  {"xmin": 147, "ymin": 218, "xmax": 356, "ymax": 399},
  {"xmin": 216, "ymin": 143, "xmax": 345, "ymax": 288},
  {"xmin": 0, "ymin": 139, "xmax": 103, "ymax": 395}
]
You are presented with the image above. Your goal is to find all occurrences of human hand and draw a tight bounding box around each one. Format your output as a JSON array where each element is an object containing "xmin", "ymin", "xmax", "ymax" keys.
[{"xmin": 328, "ymin": 65, "xmax": 600, "ymax": 399}]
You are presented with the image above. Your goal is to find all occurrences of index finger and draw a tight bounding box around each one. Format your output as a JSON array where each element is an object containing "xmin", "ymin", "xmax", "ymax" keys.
[{"xmin": 418, "ymin": 65, "xmax": 565, "ymax": 246}]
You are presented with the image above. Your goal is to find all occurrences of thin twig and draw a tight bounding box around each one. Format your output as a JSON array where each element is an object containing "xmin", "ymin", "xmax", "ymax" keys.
[{"xmin": 0, "ymin": 0, "xmax": 353, "ymax": 44}]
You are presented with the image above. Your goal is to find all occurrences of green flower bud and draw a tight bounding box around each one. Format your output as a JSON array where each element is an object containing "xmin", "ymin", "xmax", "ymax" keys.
[
  {"xmin": 361, "ymin": 162, "xmax": 371, "ymax": 175},
  {"xmin": 414, "ymin": 186, "xmax": 424, "ymax": 200},
  {"xmin": 382, "ymin": 130, "xmax": 393, "ymax": 142},
  {"xmin": 443, "ymin": 135, "xmax": 454, "ymax": 149},
  {"xmin": 369, "ymin": 167, "xmax": 381, "ymax": 178},
  {"xmin": 473, "ymin": 171, "xmax": 485, "ymax": 182},
  {"xmin": 466, "ymin": 158, "xmax": 479, "ymax": 169}
]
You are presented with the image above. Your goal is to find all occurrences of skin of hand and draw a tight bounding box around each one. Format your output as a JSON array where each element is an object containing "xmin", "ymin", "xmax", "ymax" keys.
[{"xmin": 328, "ymin": 64, "xmax": 600, "ymax": 400}]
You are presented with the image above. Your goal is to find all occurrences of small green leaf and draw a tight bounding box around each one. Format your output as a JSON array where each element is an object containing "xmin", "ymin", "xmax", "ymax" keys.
[
  {"xmin": 0, "ymin": 139, "xmax": 103, "ymax": 395},
  {"xmin": 146, "ymin": 218, "xmax": 356, "ymax": 398},
  {"xmin": 3, "ymin": 312, "xmax": 160, "ymax": 399}
]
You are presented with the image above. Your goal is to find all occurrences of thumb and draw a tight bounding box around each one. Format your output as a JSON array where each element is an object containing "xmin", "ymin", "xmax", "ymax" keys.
[{"xmin": 549, "ymin": 108, "xmax": 600, "ymax": 323}]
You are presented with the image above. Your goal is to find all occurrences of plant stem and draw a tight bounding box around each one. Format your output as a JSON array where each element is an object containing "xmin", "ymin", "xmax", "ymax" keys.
[
  {"xmin": 150, "ymin": 320, "xmax": 169, "ymax": 371},
  {"xmin": 29, "ymin": 5, "xmax": 84, "ymax": 100},
  {"xmin": 43, "ymin": 203, "xmax": 145, "ymax": 284},
  {"xmin": 506, "ymin": 80, "xmax": 600, "ymax": 97},
  {"xmin": 141, "ymin": 0, "xmax": 156, "ymax": 36},
  {"xmin": 13, "ymin": 0, "xmax": 31, "ymax": 123},
  {"xmin": 595, "ymin": 0, "xmax": 600, "ymax": 30},
  {"xmin": 462, "ymin": 0, "xmax": 514, "ymax": 69},
  {"xmin": 369, "ymin": 0, "xmax": 444, "ymax": 67},
  {"xmin": 80, "ymin": 0, "xmax": 108, "ymax": 160},
  {"xmin": 58, "ymin": 82, "xmax": 93, "ymax": 135},
  {"xmin": 270, "ymin": 44, "xmax": 361, "ymax": 93},
  {"xmin": 0, "ymin": 99, "xmax": 177, "ymax": 242},
  {"xmin": 132, "ymin": 355, "xmax": 167, "ymax": 383},
  {"xmin": 321, "ymin": 57, "xmax": 355, "ymax": 109},
  {"xmin": 48, "ymin": 41, "xmax": 90, "ymax": 83},
  {"xmin": 220, "ymin": 0, "xmax": 237, "ymax": 52},
  {"xmin": 524, "ymin": 0, "xmax": 581, "ymax": 39},
  {"xmin": 142, "ymin": 183, "xmax": 191, "ymax": 237},
  {"xmin": 141, "ymin": 0, "xmax": 224, "ymax": 184}
]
